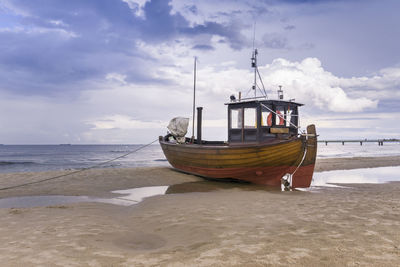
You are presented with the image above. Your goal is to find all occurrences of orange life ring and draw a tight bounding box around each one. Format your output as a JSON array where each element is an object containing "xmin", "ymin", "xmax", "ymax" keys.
[{"xmin": 267, "ymin": 111, "xmax": 284, "ymax": 126}]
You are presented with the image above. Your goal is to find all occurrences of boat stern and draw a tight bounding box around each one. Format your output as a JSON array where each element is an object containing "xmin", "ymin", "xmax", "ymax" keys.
[{"xmin": 291, "ymin": 124, "xmax": 317, "ymax": 188}]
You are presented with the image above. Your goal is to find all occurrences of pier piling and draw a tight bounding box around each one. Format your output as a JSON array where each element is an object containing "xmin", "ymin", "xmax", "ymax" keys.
[{"xmin": 319, "ymin": 139, "xmax": 398, "ymax": 146}]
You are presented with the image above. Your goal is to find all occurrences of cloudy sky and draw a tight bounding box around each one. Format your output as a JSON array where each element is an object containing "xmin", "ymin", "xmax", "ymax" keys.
[{"xmin": 0, "ymin": 0, "xmax": 399, "ymax": 144}]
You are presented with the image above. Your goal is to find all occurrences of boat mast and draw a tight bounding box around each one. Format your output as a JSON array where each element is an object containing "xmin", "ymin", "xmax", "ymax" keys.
[
  {"xmin": 251, "ymin": 21, "xmax": 257, "ymax": 98},
  {"xmin": 250, "ymin": 48, "xmax": 268, "ymax": 99},
  {"xmin": 252, "ymin": 49, "xmax": 258, "ymax": 98},
  {"xmin": 250, "ymin": 21, "xmax": 267, "ymax": 100},
  {"xmin": 191, "ymin": 57, "xmax": 197, "ymax": 142}
]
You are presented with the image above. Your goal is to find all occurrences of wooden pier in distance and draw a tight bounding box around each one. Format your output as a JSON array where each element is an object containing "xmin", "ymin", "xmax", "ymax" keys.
[{"xmin": 318, "ymin": 139, "xmax": 400, "ymax": 146}]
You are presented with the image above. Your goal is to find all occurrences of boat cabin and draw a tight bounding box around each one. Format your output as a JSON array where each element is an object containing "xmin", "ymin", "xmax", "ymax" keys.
[{"xmin": 226, "ymin": 99, "xmax": 303, "ymax": 143}]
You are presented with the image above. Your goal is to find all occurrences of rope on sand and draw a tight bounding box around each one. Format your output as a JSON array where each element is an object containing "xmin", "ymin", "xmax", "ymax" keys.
[{"xmin": 0, "ymin": 139, "xmax": 159, "ymax": 191}]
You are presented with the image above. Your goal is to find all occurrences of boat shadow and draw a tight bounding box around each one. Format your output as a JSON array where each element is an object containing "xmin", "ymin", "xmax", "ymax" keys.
[
  {"xmin": 168, "ymin": 168, "xmax": 309, "ymax": 194},
  {"xmin": 165, "ymin": 179, "xmax": 283, "ymax": 194}
]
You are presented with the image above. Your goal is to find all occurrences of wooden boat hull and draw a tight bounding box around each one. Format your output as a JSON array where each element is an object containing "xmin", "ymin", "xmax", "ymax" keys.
[{"xmin": 160, "ymin": 125, "xmax": 317, "ymax": 188}]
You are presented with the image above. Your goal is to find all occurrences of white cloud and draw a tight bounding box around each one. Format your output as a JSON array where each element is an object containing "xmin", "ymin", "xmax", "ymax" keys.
[
  {"xmin": 259, "ymin": 57, "xmax": 378, "ymax": 112},
  {"xmin": 122, "ymin": 0, "xmax": 148, "ymax": 17},
  {"xmin": 105, "ymin": 73, "xmax": 128, "ymax": 85},
  {"xmin": 149, "ymin": 55, "xmax": 380, "ymax": 113},
  {"xmin": 335, "ymin": 67, "xmax": 400, "ymax": 92},
  {"xmin": 171, "ymin": 0, "xmax": 248, "ymax": 25},
  {"xmin": 89, "ymin": 114, "xmax": 165, "ymax": 130},
  {"xmin": 0, "ymin": 27, "xmax": 398, "ymax": 143}
]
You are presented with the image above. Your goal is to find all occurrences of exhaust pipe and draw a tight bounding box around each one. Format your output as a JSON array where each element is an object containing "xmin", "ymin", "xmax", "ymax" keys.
[{"xmin": 197, "ymin": 107, "xmax": 203, "ymax": 144}]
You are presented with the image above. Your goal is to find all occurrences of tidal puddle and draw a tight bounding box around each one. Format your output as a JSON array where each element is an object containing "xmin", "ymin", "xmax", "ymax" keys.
[
  {"xmin": 165, "ymin": 180, "xmax": 280, "ymax": 194},
  {"xmin": 0, "ymin": 181, "xmax": 279, "ymax": 209},
  {"xmin": 0, "ymin": 195, "xmax": 93, "ymax": 208},
  {"xmin": 106, "ymin": 186, "xmax": 169, "ymax": 206},
  {"xmin": 312, "ymin": 166, "xmax": 400, "ymax": 187},
  {"xmin": 0, "ymin": 186, "xmax": 169, "ymax": 209},
  {"xmin": 0, "ymin": 180, "xmax": 282, "ymax": 208},
  {"xmin": 2, "ymin": 166, "xmax": 398, "ymax": 208}
]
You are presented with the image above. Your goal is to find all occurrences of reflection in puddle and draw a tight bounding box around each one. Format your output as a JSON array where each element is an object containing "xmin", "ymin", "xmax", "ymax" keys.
[
  {"xmin": 312, "ymin": 166, "xmax": 400, "ymax": 187},
  {"xmin": 165, "ymin": 180, "xmax": 281, "ymax": 194},
  {"xmin": 0, "ymin": 186, "xmax": 169, "ymax": 209},
  {"xmin": 1, "ymin": 166, "xmax": 398, "ymax": 208},
  {"xmin": 0, "ymin": 181, "xmax": 282, "ymax": 208},
  {"xmin": 106, "ymin": 186, "xmax": 169, "ymax": 206},
  {"xmin": 0, "ymin": 182, "xmax": 280, "ymax": 209},
  {"xmin": 0, "ymin": 195, "xmax": 93, "ymax": 208}
]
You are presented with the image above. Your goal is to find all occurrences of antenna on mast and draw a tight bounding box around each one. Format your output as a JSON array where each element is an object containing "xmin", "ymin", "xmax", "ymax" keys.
[
  {"xmin": 251, "ymin": 49, "xmax": 257, "ymax": 98},
  {"xmin": 250, "ymin": 21, "xmax": 268, "ymax": 99},
  {"xmin": 251, "ymin": 21, "xmax": 257, "ymax": 98},
  {"xmin": 252, "ymin": 20, "xmax": 256, "ymax": 51},
  {"xmin": 191, "ymin": 56, "xmax": 197, "ymax": 143}
]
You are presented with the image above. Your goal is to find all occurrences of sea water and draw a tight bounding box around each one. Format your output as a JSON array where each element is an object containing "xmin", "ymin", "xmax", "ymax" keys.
[
  {"xmin": 0, "ymin": 144, "xmax": 168, "ymax": 173},
  {"xmin": 317, "ymin": 141, "xmax": 400, "ymax": 158},
  {"xmin": 0, "ymin": 142, "xmax": 399, "ymax": 173}
]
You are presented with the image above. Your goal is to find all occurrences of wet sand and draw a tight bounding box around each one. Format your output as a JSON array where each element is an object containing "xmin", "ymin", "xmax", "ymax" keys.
[{"xmin": 0, "ymin": 156, "xmax": 399, "ymax": 266}]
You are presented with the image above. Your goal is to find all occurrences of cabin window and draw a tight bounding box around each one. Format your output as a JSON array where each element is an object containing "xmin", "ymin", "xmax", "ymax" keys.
[
  {"xmin": 261, "ymin": 104, "xmax": 273, "ymax": 126},
  {"xmin": 230, "ymin": 108, "xmax": 242, "ymax": 129},
  {"xmin": 290, "ymin": 106, "xmax": 298, "ymax": 127},
  {"xmin": 286, "ymin": 108, "xmax": 292, "ymax": 127},
  {"xmin": 275, "ymin": 106, "xmax": 285, "ymax": 126},
  {"xmin": 261, "ymin": 111, "xmax": 269, "ymax": 126},
  {"xmin": 244, "ymin": 108, "xmax": 256, "ymax": 128}
]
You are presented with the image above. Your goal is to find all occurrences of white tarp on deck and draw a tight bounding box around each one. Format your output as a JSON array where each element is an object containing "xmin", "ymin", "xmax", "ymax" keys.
[{"xmin": 167, "ymin": 117, "xmax": 189, "ymax": 143}]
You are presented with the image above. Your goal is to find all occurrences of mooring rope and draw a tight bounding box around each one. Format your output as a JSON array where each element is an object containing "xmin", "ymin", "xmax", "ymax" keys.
[
  {"xmin": 0, "ymin": 139, "xmax": 159, "ymax": 191},
  {"xmin": 281, "ymin": 127, "xmax": 310, "ymax": 191},
  {"xmin": 291, "ymin": 135, "xmax": 308, "ymax": 177}
]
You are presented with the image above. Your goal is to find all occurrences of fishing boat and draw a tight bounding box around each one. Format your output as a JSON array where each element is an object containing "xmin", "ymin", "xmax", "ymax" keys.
[{"xmin": 159, "ymin": 49, "xmax": 317, "ymax": 189}]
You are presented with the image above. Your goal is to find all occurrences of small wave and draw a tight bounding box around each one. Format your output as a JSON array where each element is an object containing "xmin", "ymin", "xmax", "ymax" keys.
[
  {"xmin": 154, "ymin": 159, "xmax": 168, "ymax": 162},
  {"xmin": 0, "ymin": 161, "xmax": 36, "ymax": 166},
  {"xmin": 101, "ymin": 163, "xmax": 122, "ymax": 168}
]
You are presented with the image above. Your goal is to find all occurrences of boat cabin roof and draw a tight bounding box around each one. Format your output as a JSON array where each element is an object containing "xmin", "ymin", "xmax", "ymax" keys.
[{"xmin": 225, "ymin": 98, "xmax": 304, "ymax": 107}]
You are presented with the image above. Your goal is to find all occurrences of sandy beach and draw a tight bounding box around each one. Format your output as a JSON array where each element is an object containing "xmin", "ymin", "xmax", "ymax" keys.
[{"xmin": 0, "ymin": 156, "xmax": 399, "ymax": 266}]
